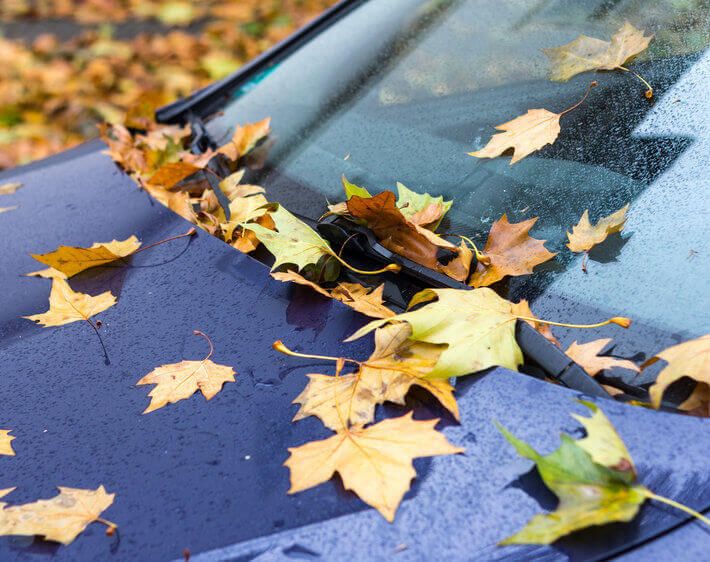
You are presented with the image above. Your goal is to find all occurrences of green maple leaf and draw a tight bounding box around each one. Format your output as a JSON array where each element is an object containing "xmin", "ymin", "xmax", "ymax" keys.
[{"xmin": 396, "ymin": 182, "xmax": 452, "ymax": 229}]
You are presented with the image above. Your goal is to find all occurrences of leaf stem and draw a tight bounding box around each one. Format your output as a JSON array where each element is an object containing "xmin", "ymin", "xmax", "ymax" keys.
[
  {"xmin": 644, "ymin": 490, "xmax": 710, "ymax": 527},
  {"xmin": 617, "ymin": 66, "xmax": 653, "ymax": 98},
  {"xmin": 560, "ymin": 81, "xmax": 598, "ymax": 117},
  {"xmin": 273, "ymin": 340, "xmax": 360, "ymax": 365},
  {"xmin": 85, "ymin": 318, "xmax": 110, "ymax": 365},
  {"xmin": 131, "ymin": 227, "xmax": 196, "ymax": 255},
  {"xmin": 457, "ymin": 235, "xmax": 490, "ymax": 265},
  {"xmin": 513, "ymin": 315, "xmax": 632, "ymax": 329},
  {"xmin": 327, "ymin": 250, "xmax": 401, "ymax": 275},
  {"xmin": 193, "ymin": 330, "xmax": 214, "ymax": 361}
]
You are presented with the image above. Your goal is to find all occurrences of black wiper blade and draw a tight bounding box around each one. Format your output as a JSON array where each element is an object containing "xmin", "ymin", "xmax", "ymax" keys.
[{"xmin": 317, "ymin": 214, "xmax": 610, "ymax": 398}]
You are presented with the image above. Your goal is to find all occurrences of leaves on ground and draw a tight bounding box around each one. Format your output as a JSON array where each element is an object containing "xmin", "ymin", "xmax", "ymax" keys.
[
  {"xmin": 30, "ymin": 236, "xmax": 141, "ymax": 278},
  {"xmin": 292, "ymin": 323, "xmax": 457, "ymax": 431},
  {"xmin": 469, "ymin": 215, "xmax": 556, "ymax": 287},
  {"xmin": 544, "ymin": 22, "xmax": 653, "ymax": 82},
  {"xmin": 0, "ymin": 431, "xmax": 15, "ymax": 457},
  {"xmin": 24, "ymin": 278, "xmax": 116, "ymax": 328},
  {"xmin": 347, "ymin": 191, "xmax": 471, "ymax": 281},
  {"xmin": 272, "ymin": 271, "xmax": 394, "ymax": 319},
  {"xmin": 647, "ymin": 334, "xmax": 709, "ymax": 413},
  {"xmin": 498, "ymin": 400, "xmax": 647, "ymax": 545},
  {"xmin": 347, "ymin": 288, "xmax": 523, "ymax": 378},
  {"xmin": 0, "ymin": 486, "xmax": 115, "ymax": 545},
  {"xmin": 285, "ymin": 412, "xmax": 463, "ymax": 521},
  {"xmin": 137, "ymin": 331, "xmax": 235, "ymax": 413},
  {"xmin": 567, "ymin": 204, "xmax": 629, "ymax": 253},
  {"xmin": 566, "ymin": 339, "xmax": 639, "ymax": 376}
]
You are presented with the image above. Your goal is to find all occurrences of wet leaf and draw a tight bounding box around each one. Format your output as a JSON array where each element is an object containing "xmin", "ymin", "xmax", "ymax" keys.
[
  {"xmin": 23, "ymin": 278, "xmax": 116, "ymax": 328},
  {"xmin": 566, "ymin": 339, "xmax": 639, "ymax": 376},
  {"xmin": 0, "ymin": 431, "xmax": 15, "ymax": 457},
  {"xmin": 342, "ymin": 175, "xmax": 371, "ymax": 199},
  {"xmin": 511, "ymin": 299, "xmax": 559, "ymax": 346},
  {"xmin": 544, "ymin": 22, "xmax": 653, "ymax": 82},
  {"xmin": 137, "ymin": 331, "xmax": 235, "ymax": 413},
  {"xmin": 0, "ymin": 486, "xmax": 115, "ymax": 545},
  {"xmin": 292, "ymin": 323, "xmax": 456, "ymax": 430},
  {"xmin": 567, "ymin": 204, "xmax": 629, "ymax": 253},
  {"xmin": 148, "ymin": 161, "xmax": 203, "ymax": 189},
  {"xmin": 217, "ymin": 117, "xmax": 271, "ymax": 161},
  {"xmin": 30, "ymin": 236, "xmax": 141, "ymax": 278},
  {"xmin": 647, "ymin": 334, "xmax": 710, "ymax": 411},
  {"xmin": 285, "ymin": 412, "xmax": 463, "ymax": 521},
  {"xmin": 396, "ymin": 182, "xmax": 452, "ymax": 229},
  {"xmin": 347, "ymin": 288, "xmax": 523, "ymax": 378},
  {"xmin": 469, "ymin": 215, "xmax": 556, "ymax": 287},
  {"xmin": 498, "ymin": 401, "xmax": 647, "ymax": 545},
  {"xmin": 272, "ymin": 271, "xmax": 394, "ymax": 319}
]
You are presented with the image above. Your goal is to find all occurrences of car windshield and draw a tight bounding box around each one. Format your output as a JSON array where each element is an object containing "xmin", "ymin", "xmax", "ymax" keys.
[{"xmin": 207, "ymin": 0, "xmax": 709, "ymax": 357}]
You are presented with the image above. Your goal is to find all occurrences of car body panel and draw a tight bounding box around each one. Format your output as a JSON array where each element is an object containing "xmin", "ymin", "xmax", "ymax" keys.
[{"xmin": 0, "ymin": 144, "xmax": 708, "ymax": 560}]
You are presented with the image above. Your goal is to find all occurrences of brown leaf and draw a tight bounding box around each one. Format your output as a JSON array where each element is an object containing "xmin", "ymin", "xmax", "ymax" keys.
[
  {"xmin": 567, "ymin": 204, "xmax": 629, "ymax": 253},
  {"xmin": 544, "ymin": 22, "xmax": 653, "ymax": 82},
  {"xmin": 218, "ymin": 117, "xmax": 271, "ymax": 161},
  {"xmin": 284, "ymin": 412, "xmax": 463, "ymax": 521},
  {"xmin": 566, "ymin": 339, "xmax": 639, "ymax": 376},
  {"xmin": 469, "ymin": 215, "xmax": 556, "ymax": 287},
  {"xmin": 30, "ymin": 236, "xmax": 141, "ymax": 277},
  {"xmin": 148, "ymin": 161, "xmax": 202, "ymax": 189}
]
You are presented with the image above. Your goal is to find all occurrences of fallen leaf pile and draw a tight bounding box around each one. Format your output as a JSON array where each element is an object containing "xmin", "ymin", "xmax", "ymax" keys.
[{"xmin": 498, "ymin": 401, "xmax": 708, "ymax": 544}]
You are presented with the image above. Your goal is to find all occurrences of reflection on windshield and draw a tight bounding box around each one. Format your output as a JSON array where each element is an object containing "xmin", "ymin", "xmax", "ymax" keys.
[{"xmin": 209, "ymin": 0, "xmax": 709, "ymax": 346}]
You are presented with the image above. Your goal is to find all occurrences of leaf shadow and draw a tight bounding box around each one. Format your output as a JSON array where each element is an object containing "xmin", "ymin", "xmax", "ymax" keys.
[{"xmin": 587, "ymin": 233, "xmax": 630, "ymax": 264}]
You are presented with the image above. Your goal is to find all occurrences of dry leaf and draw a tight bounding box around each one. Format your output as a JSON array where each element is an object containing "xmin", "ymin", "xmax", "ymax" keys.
[
  {"xmin": 25, "ymin": 267, "xmax": 67, "ymax": 280},
  {"xmin": 30, "ymin": 236, "xmax": 141, "ymax": 278},
  {"xmin": 647, "ymin": 334, "xmax": 709, "ymax": 410},
  {"xmin": 285, "ymin": 412, "xmax": 463, "ymax": 521},
  {"xmin": 468, "ymin": 109, "xmax": 561, "ymax": 165},
  {"xmin": 511, "ymin": 299, "xmax": 560, "ymax": 346},
  {"xmin": 148, "ymin": 161, "xmax": 202, "ymax": 189},
  {"xmin": 566, "ymin": 339, "xmax": 639, "ymax": 376},
  {"xmin": 0, "ymin": 486, "xmax": 115, "ymax": 545},
  {"xmin": 544, "ymin": 22, "xmax": 653, "ymax": 82},
  {"xmin": 218, "ymin": 118, "xmax": 271, "ymax": 161},
  {"xmin": 0, "ymin": 182, "xmax": 22, "ymax": 195},
  {"xmin": 0, "ymin": 431, "xmax": 15, "ymax": 456},
  {"xmin": 292, "ymin": 323, "xmax": 457, "ymax": 430},
  {"xmin": 137, "ymin": 331, "xmax": 235, "ymax": 413},
  {"xmin": 24, "ymin": 278, "xmax": 116, "ymax": 327},
  {"xmin": 567, "ymin": 204, "xmax": 629, "ymax": 253},
  {"xmin": 469, "ymin": 215, "xmax": 556, "ymax": 287},
  {"xmin": 272, "ymin": 271, "xmax": 394, "ymax": 319}
]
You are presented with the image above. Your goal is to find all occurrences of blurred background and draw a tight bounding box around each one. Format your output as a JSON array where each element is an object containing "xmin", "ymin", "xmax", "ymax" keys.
[{"xmin": 0, "ymin": 0, "xmax": 337, "ymax": 169}]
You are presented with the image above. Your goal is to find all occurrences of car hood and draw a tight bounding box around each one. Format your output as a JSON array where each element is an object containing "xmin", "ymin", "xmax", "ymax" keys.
[{"xmin": 0, "ymin": 144, "xmax": 708, "ymax": 561}]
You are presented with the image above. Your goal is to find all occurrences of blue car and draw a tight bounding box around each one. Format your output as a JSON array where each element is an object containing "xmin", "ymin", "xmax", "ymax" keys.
[{"xmin": 1, "ymin": 0, "xmax": 708, "ymax": 560}]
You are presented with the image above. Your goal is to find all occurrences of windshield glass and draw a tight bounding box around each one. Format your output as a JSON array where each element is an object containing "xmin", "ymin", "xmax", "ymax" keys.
[{"xmin": 208, "ymin": 0, "xmax": 710, "ymax": 350}]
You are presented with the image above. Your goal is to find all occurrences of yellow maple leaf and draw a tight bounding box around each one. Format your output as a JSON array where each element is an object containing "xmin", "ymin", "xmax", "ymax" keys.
[
  {"xmin": 544, "ymin": 22, "xmax": 653, "ymax": 82},
  {"xmin": 272, "ymin": 271, "xmax": 394, "ymax": 319},
  {"xmin": 217, "ymin": 117, "xmax": 271, "ymax": 161},
  {"xmin": 566, "ymin": 339, "xmax": 639, "ymax": 377},
  {"xmin": 0, "ymin": 486, "xmax": 115, "ymax": 545},
  {"xmin": 23, "ymin": 278, "xmax": 116, "ymax": 328},
  {"xmin": 31, "ymin": 236, "xmax": 141, "ymax": 278},
  {"xmin": 566, "ymin": 204, "xmax": 629, "ymax": 253},
  {"xmin": 647, "ymin": 334, "xmax": 710, "ymax": 410},
  {"xmin": 137, "ymin": 330, "xmax": 236, "ymax": 413},
  {"xmin": 285, "ymin": 412, "xmax": 463, "ymax": 521},
  {"xmin": 290, "ymin": 323, "xmax": 457, "ymax": 431},
  {"xmin": 0, "ymin": 430, "xmax": 15, "ymax": 456}
]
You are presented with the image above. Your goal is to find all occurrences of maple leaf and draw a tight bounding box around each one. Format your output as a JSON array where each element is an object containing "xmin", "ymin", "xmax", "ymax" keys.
[
  {"xmin": 23, "ymin": 278, "xmax": 116, "ymax": 328},
  {"xmin": 288, "ymin": 323, "xmax": 457, "ymax": 431},
  {"xmin": 469, "ymin": 214, "xmax": 556, "ymax": 287},
  {"xmin": 342, "ymin": 175, "xmax": 371, "ymax": 199},
  {"xmin": 148, "ymin": 161, "xmax": 203, "ymax": 189},
  {"xmin": 30, "ymin": 236, "xmax": 141, "ymax": 278},
  {"xmin": 544, "ymin": 22, "xmax": 653, "ymax": 82},
  {"xmin": 566, "ymin": 339, "xmax": 639, "ymax": 376},
  {"xmin": 395, "ymin": 182, "xmax": 452, "ymax": 229},
  {"xmin": 0, "ymin": 182, "xmax": 22, "ymax": 195},
  {"xmin": 646, "ymin": 334, "xmax": 709, "ymax": 411},
  {"xmin": 347, "ymin": 192, "xmax": 470, "ymax": 281},
  {"xmin": 0, "ymin": 486, "xmax": 116, "ymax": 545},
  {"xmin": 567, "ymin": 204, "xmax": 629, "ymax": 253},
  {"xmin": 137, "ymin": 330, "xmax": 235, "ymax": 413},
  {"xmin": 285, "ymin": 412, "xmax": 463, "ymax": 521},
  {"xmin": 347, "ymin": 288, "xmax": 524, "ymax": 378},
  {"xmin": 217, "ymin": 117, "xmax": 271, "ymax": 161},
  {"xmin": 511, "ymin": 299, "xmax": 559, "ymax": 346},
  {"xmin": 272, "ymin": 271, "xmax": 394, "ymax": 319},
  {"xmin": 0, "ymin": 430, "xmax": 15, "ymax": 456}
]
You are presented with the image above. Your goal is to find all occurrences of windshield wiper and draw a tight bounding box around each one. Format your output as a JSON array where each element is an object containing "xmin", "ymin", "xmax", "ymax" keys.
[{"xmin": 317, "ymin": 213, "xmax": 611, "ymax": 398}]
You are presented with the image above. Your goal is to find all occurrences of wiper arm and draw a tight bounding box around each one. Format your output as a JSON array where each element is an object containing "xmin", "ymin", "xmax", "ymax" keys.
[{"xmin": 317, "ymin": 214, "xmax": 610, "ymax": 399}]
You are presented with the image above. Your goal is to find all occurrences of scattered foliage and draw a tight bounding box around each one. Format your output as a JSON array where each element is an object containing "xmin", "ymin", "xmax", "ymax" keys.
[{"xmin": 31, "ymin": 236, "xmax": 141, "ymax": 278}]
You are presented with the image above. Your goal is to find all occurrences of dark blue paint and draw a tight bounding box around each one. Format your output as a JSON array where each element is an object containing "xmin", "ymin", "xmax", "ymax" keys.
[{"xmin": 0, "ymin": 146, "xmax": 708, "ymax": 561}]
